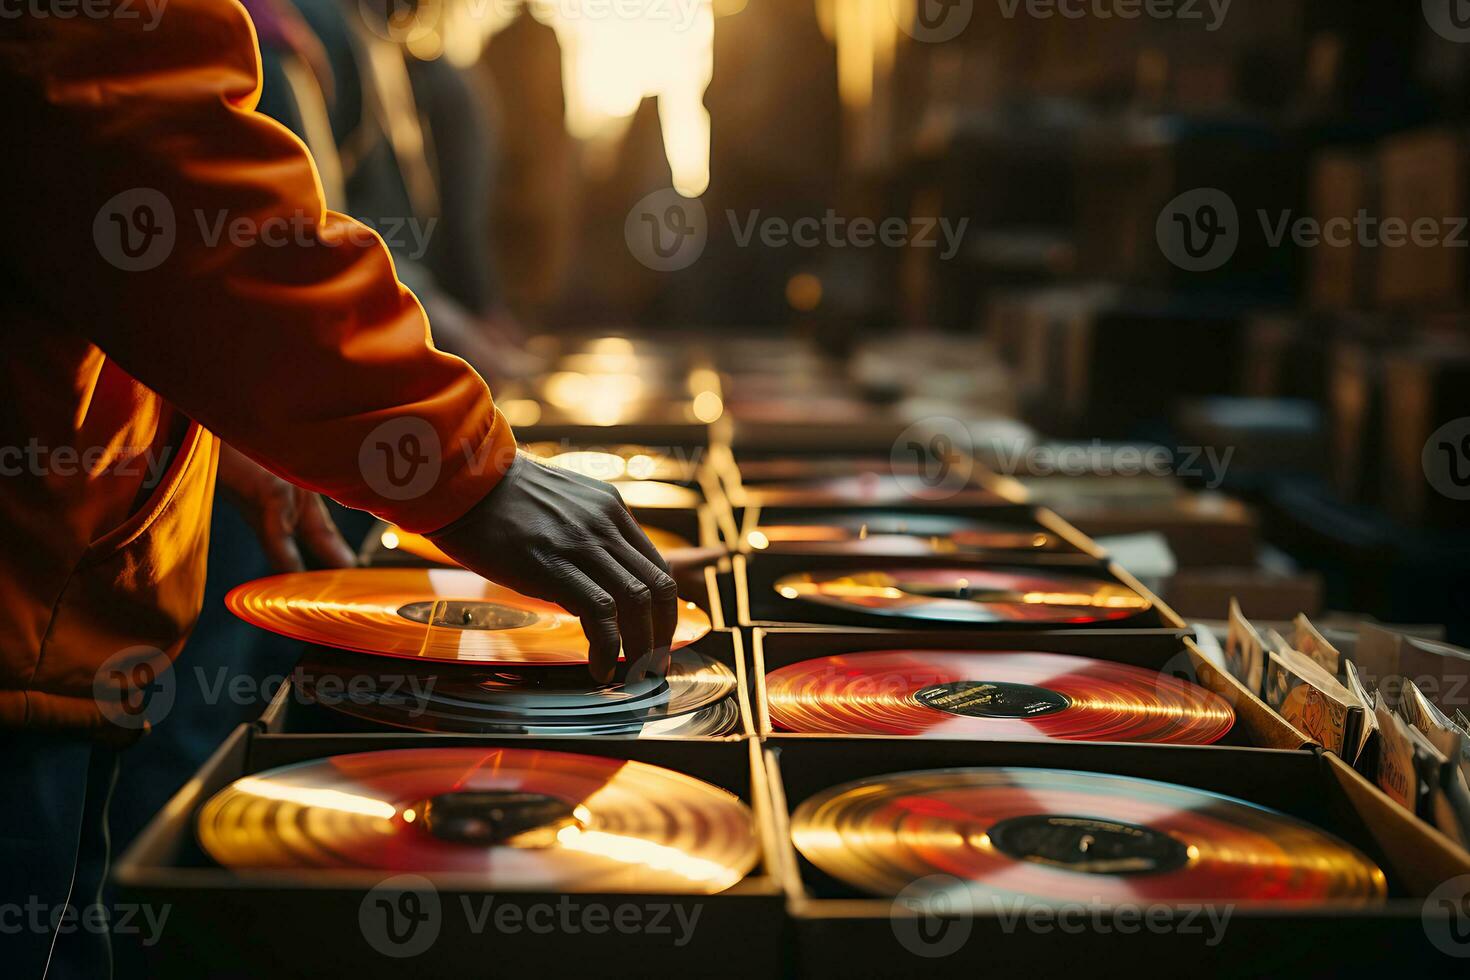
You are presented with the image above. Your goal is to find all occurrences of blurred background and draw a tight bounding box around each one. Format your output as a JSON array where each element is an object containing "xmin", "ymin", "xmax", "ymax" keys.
[{"xmin": 255, "ymin": 0, "xmax": 1470, "ymax": 636}]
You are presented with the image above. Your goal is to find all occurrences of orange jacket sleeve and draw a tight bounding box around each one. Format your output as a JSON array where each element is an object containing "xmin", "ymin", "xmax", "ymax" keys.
[{"xmin": 0, "ymin": 0, "xmax": 515, "ymax": 532}]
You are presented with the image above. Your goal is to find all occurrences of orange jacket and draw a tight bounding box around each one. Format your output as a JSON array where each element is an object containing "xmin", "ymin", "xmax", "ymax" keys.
[{"xmin": 0, "ymin": 0, "xmax": 515, "ymax": 734}]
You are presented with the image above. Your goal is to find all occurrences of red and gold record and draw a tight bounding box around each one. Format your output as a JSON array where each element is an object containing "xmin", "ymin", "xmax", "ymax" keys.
[
  {"xmin": 765, "ymin": 651, "xmax": 1233, "ymax": 743},
  {"xmin": 791, "ymin": 768, "xmax": 1386, "ymax": 904},
  {"xmin": 774, "ymin": 567, "xmax": 1150, "ymax": 625},
  {"xmin": 198, "ymin": 747, "xmax": 759, "ymax": 893},
  {"xmin": 379, "ymin": 523, "xmax": 692, "ymax": 567},
  {"xmin": 751, "ymin": 512, "xmax": 1064, "ymax": 554},
  {"xmin": 225, "ymin": 568, "xmax": 710, "ymax": 665}
]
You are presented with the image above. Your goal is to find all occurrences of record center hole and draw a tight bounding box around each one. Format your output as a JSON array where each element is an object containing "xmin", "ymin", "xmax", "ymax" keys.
[
  {"xmin": 414, "ymin": 791, "xmax": 585, "ymax": 847},
  {"xmin": 397, "ymin": 600, "xmax": 540, "ymax": 631},
  {"xmin": 986, "ymin": 815, "xmax": 1190, "ymax": 876}
]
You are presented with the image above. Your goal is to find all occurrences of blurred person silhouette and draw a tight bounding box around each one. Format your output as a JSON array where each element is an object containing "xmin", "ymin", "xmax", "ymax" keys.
[{"xmin": 0, "ymin": 3, "xmax": 677, "ymax": 977}]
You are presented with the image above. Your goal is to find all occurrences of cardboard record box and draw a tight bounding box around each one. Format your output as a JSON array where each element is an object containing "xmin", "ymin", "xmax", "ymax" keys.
[
  {"xmin": 734, "ymin": 553, "xmax": 1185, "ymax": 631},
  {"xmin": 763, "ymin": 738, "xmax": 1470, "ymax": 978},
  {"xmin": 717, "ymin": 451, "xmax": 1007, "ymax": 512},
  {"xmin": 735, "ymin": 501, "xmax": 1102, "ymax": 562},
  {"xmin": 749, "ymin": 628, "xmax": 1306, "ymax": 751},
  {"xmin": 113, "ymin": 730, "xmax": 785, "ymax": 980},
  {"xmin": 256, "ymin": 628, "xmax": 755, "ymax": 741}
]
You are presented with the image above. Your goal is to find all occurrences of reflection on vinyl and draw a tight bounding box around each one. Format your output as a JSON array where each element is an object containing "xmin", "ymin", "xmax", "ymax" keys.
[
  {"xmin": 379, "ymin": 523, "xmax": 692, "ymax": 567},
  {"xmin": 773, "ymin": 567, "xmax": 1151, "ymax": 625},
  {"xmin": 791, "ymin": 768, "xmax": 1386, "ymax": 904},
  {"xmin": 199, "ymin": 747, "xmax": 759, "ymax": 893},
  {"xmin": 226, "ymin": 569, "xmax": 710, "ymax": 665},
  {"xmin": 749, "ymin": 473, "xmax": 995, "ymax": 506},
  {"xmin": 765, "ymin": 651, "xmax": 1233, "ymax": 744},
  {"xmin": 751, "ymin": 512, "xmax": 1064, "ymax": 554},
  {"xmin": 521, "ymin": 442, "xmax": 697, "ymax": 484},
  {"xmin": 297, "ymin": 646, "xmax": 741, "ymax": 737}
]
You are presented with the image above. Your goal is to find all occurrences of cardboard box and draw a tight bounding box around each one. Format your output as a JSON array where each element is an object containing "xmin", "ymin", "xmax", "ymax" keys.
[
  {"xmin": 765, "ymin": 738, "xmax": 1470, "ymax": 977},
  {"xmin": 114, "ymin": 730, "xmax": 786, "ymax": 979}
]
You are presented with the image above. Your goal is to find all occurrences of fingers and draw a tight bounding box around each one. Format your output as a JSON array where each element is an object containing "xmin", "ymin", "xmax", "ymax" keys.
[
  {"xmin": 546, "ymin": 562, "xmax": 623, "ymax": 683},
  {"xmin": 607, "ymin": 501, "xmax": 674, "ymax": 575},
  {"xmin": 602, "ymin": 535, "xmax": 679, "ymax": 659},
  {"xmin": 257, "ymin": 495, "xmax": 306, "ymax": 573},
  {"xmin": 577, "ymin": 545, "xmax": 656, "ymax": 675},
  {"xmin": 296, "ymin": 492, "xmax": 357, "ymax": 569}
]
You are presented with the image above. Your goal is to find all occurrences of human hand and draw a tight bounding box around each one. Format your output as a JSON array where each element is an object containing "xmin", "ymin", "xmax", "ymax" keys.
[
  {"xmin": 217, "ymin": 442, "xmax": 357, "ymax": 573},
  {"xmin": 426, "ymin": 451, "xmax": 678, "ymax": 682}
]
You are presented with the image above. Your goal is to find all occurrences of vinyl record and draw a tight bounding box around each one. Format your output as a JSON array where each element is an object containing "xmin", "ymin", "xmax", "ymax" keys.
[
  {"xmin": 773, "ymin": 567, "xmax": 1150, "ymax": 625},
  {"xmin": 752, "ymin": 512, "xmax": 1064, "ymax": 554},
  {"xmin": 766, "ymin": 651, "xmax": 1233, "ymax": 744},
  {"xmin": 791, "ymin": 768, "xmax": 1386, "ymax": 904},
  {"xmin": 295, "ymin": 646, "xmax": 739, "ymax": 736},
  {"xmin": 226, "ymin": 568, "xmax": 711, "ymax": 665},
  {"xmin": 199, "ymin": 747, "xmax": 759, "ymax": 892},
  {"xmin": 378, "ymin": 523, "xmax": 692, "ymax": 567},
  {"xmin": 750, "ymin": 473, "xmax": 991, "ymax": 507}
]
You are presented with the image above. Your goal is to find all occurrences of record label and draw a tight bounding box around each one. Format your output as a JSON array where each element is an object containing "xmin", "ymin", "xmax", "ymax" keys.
[
  {"xmin": 913, "ymin": 681, "xmax": 1072, "ymax": 719},
  {"xmin": 985, "ymin": 815, "xmax": 1190, "ymax": 875}
]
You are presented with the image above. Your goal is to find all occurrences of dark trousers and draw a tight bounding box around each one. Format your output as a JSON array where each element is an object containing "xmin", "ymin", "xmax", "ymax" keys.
[{"xmin": 0, "ymin": 733, "xmax": 118, "ymax": 980}]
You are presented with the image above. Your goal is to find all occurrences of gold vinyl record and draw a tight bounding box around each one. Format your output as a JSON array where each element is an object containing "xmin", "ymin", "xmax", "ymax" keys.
[
  {"xmin": 791, "ymin": 768, "xmax": 1386, "ymax": 905},
  {"xmin": 198, "ymin": 747, "xmax": 759, "ymax": 892},
  {"xmin": 774, "ymin": 567, "xmax": 1151, "ymax": 625},
  {"xmin": 379, "ymin": 523, "xmax": 692, "ymax": 567},
  {"xmin": 295, "ymin": 646, "xmax": 739, "ymax": 736},
  {"xmin": 226, "ymin": 569, "xmax": 711, "ymax": 665},
  {"xmin": 765, "ymin": 651, "xmax": 1234, "ymax": 744}
]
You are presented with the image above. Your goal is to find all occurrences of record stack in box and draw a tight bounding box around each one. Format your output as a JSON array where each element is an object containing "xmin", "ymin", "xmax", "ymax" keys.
[{"xmin": 113, "ymin": 334, "xmax": 1470, "ymax": 977}]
